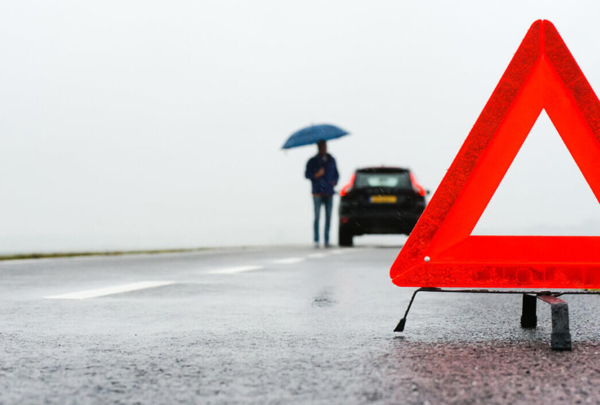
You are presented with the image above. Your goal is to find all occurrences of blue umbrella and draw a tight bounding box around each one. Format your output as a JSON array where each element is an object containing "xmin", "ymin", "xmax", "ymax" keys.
[{"xmin": 282, "ymin": 124, "xmax": 349, "ymax": 149}]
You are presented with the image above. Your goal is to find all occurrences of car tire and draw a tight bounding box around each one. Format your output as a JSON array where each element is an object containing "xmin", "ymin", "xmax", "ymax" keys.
[{"xmin": 339, "ymin": 228, "xmax": 353, "ymax": 247}]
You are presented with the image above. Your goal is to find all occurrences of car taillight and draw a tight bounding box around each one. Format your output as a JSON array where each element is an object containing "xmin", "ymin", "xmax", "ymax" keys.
[
  {"xmin": 410, "ymin": 172, "xmax": 427, "ymax": 197},
  {"xmin": 340, "ymin": 172, "xmax": 356, "ymax": 197}
]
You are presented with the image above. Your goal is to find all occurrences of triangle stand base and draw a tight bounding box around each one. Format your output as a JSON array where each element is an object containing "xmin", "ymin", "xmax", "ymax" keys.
[{"xmin": 393, "ymin": 288, "xmax": 598, "ymax": 350}]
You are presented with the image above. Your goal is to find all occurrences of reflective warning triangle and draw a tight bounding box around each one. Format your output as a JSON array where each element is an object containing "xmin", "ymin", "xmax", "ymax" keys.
[{"xmin": 390, "ymin": 20, "xmax": 600, "ymax": 289}]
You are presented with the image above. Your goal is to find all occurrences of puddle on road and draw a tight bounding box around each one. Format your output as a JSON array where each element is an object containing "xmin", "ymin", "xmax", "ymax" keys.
[{"xmin": 312, "ymin": 288, "xmax": 338, "ymax": 307}]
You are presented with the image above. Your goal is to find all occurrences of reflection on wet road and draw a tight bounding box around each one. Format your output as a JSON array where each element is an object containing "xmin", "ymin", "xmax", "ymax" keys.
[{"xmin": 1, "ymin": 246, "xmax": 600, "ymax": 404}]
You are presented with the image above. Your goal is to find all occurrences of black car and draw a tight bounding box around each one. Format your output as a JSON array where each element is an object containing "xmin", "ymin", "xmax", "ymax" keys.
[{"xmin": 338, "ymin": 167, "xmax": 428, "ymax": 246}]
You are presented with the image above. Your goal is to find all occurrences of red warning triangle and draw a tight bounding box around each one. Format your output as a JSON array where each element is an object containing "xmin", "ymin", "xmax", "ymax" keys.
[{"xmin": 390, "ymin": 20, "xmax": 600, "ymax": 289}]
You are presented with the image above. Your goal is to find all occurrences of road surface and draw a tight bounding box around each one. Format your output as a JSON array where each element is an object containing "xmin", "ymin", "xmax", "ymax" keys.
[{"xmin": 1, "ymin": 244, "xmax": 600, "ymax": 404}]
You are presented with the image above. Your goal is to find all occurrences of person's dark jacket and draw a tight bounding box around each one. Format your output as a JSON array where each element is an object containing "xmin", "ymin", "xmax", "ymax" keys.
[{"xmin": 305, "ymin": 154, "xmax": 339, "ymax": 195}]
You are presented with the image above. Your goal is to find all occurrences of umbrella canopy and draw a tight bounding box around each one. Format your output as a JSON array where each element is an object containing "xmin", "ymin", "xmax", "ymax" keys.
[{"xmin": 282, "ymin": 124, "xmax": 349, "ymax": 149}]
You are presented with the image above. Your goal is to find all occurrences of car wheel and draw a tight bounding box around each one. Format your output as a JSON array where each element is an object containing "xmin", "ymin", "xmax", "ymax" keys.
[{"xmin": 339, "ymin": 228, "xmax": 353, "ymax": 247}]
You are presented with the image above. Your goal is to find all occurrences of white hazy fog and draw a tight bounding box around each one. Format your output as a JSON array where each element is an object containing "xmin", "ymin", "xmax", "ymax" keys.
[{"xmin": 2, "ymin": 1, "xmax": 600, "ymax": 254}]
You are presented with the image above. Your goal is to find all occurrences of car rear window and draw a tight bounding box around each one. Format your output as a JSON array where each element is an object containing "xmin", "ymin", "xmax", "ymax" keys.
[{"xmin": 354, "ymin": 172, "xmax": 411, "ymax": 189}]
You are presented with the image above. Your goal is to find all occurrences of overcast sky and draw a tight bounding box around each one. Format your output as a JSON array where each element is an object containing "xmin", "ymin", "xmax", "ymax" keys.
[{"xmin": 2, "ymin": 1, "xmax": 600, "ymax": 254}]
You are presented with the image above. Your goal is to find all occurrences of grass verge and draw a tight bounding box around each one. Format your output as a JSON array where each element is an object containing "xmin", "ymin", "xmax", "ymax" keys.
[{"xmin": 0, "ymin": 247, "xmax": 214, "ymax": 261}]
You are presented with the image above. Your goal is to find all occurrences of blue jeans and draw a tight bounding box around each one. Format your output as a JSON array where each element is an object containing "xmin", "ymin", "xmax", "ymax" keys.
[{"xmin": 313, "ymin": 195, "xmax": 333, "ymax": 244}]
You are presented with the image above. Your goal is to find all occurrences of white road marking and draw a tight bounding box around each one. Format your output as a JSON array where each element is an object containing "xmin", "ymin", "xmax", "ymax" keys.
[
  {"xmin": 307, "ymin": 253, "xmax": 328, "ymax": 259},
  {"xmin": 208, "ymin": 265, "xmax": 264, "ymax": 275},
  {"xmin": 0, "ymin": 258, "xmax": 56, "ymax": 266},
  {"xmin": 44, "ymin": 281, "xmax": 175, "ymax": 300},
  {"xmin": 272, "ymin": 257, "xmax": 306, "ymax": 264}
]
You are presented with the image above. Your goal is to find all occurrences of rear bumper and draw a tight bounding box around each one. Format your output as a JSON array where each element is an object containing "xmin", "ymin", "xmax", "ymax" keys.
[{"xmin": 339, "ymin": 211, "xmax": 423, "ymax": 235}]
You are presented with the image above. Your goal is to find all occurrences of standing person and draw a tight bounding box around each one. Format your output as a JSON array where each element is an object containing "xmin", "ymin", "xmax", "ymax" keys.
[{"xmin": 305, "ymin": 140, "xmax": 339, "ymax": 247}]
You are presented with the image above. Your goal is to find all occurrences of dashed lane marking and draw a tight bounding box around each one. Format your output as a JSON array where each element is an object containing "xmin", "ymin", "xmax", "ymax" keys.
[
  {"xmin": 272, "ymin": 257, "xmax": 306, "ymax": 265},
  {"xmin": 44, "ymin": 281, "xmax": 175, "ymax": 300},
  {"xmin": 208, "ymin": 265, "xmax": 264, "ymax": 275}
]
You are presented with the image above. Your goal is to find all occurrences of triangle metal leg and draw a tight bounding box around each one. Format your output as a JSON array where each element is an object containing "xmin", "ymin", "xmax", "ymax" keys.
[{"xmin": 396, "ymin": 288, "xmax": 576, "ymax": 351}]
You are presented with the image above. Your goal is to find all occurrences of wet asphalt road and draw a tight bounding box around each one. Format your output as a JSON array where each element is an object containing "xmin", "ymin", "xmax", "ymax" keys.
[{"xmin": 2, "ymin": 245, "xmax": 600, "ymax": 404}]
